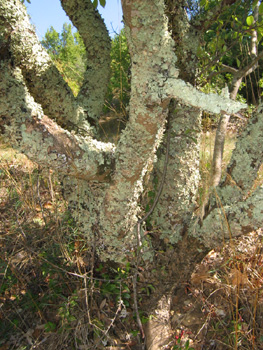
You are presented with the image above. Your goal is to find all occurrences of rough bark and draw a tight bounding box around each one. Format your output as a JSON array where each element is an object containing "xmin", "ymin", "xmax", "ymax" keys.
[
  {"xmin": 211, "ymin": 113, "xmax": 231, "ymax": 187},
  {"xmin": 1, "ymin": 1, "xmax": 263, "ymax": 347},
  {"xmin": 251, "ymin": 1, "xmax": 259, "ymax": 57},
  {"xmin": 165, "ymin": 0, "xmax": 199, "ymax": 84},
  {"xmin": 98, "ymin": 0, "xmax": 177, "ymax": 261},
  {"xmin": 194, "ymin": 104, "xmax": 263, "ymax": 247},
  {"xmin": 219, "ymin": 104, "xmax": 263, "ymax": 200},
  {"xmin": 152, "ymin": 102, "xmax": 201, "ymax": 242},
  {"xmin": 61, "ymin": 0, "xmax": 111, "ymax": 126},
  {"xmin": 164, "ymin": 78, "xmax": 246, "ymax": 114},
  {"xmin": 0, "ymin": 61, "xmax": 115, "ymax": 181},
  {"xmin": 0, "ymin": 0, "xmax": 248, "ymax": 261},
  {"xmin": 1, "ymin": 0, "xmax": 250, "ymax": 259},
  {"xmin": 149, "ymin": 0, "xmax": 202, "ymax": 244},
  {"xmin": 0, "ymin": 0, "xmax": 89, "ymax": 131},
  {"xmin": 98, "ymin": 0, "xmax": 246, "ymax": 261}
]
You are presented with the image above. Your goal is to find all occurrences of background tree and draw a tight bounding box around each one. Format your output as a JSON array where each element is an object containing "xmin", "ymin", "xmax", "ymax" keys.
[
  {"xmin": 105, "ymin": 28, "xmax": 131, "ymax": 113},
  {"xmin": 192, "ymin": 0, "xmax": 263, "ymax": 186},
  {"xmin": 41, "ymin": 24, "xmax": 86, "ymax": 95}
]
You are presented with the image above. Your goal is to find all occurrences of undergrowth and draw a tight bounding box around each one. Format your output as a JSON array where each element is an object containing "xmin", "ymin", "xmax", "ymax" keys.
[
  {"xmin": 0, "ymin": 142, "xmax": 139, "ymax": 349},
  {"xmin": 1, "ymin": 133, "xmax": 263, "ymax": 350}
]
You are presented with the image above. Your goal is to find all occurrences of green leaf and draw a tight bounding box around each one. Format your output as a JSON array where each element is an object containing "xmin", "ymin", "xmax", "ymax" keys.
[
  {"xmin": 45, "ymin": 322, "xmax": 56, "ymax": 332},
  {"xmin": 246, "ymin": 16, "xmax": 254, "ymax": 26},
  {"xmin": 259, "ymin": 3, "xmax": 263, "ymax": 15},
  {"xmin": 99, "ymin": 0, "xmax": 106, "ymax": 7},
  {"xmin": 148, "ymin": 191, "xmax": 155, "ymax": 198},
  {"xmin": 93, "ymin": 0, "xmax": 98, "ymax": 8},
  {"xmin": 236, "ymin": 57, "xmax": 240, "ymax": 67}
]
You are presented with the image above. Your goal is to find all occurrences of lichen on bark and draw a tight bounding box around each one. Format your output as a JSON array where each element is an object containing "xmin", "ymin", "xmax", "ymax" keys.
[
  {"xmin": 97, "ymin": 0, "xmax": 178, "ymax": 260},
  {"xmin": 0, "ymin": 61, "xmax": 115, "ymax": 180},
  {"xmin": 0, "ymin": 0, "xmax": 255, "ymax": 265},
  {"xmin": 152, "ymin": 102, "xmax": 201, "ymax": 243},
  {"xmin": 215, "ymin": 103, "xmax": 263, "ymax": 206},
  {"xmin": 61, "ymin": 0, "xmax": 111, "ymax": 126},
  {"xmin": 191, "ymin": 104, "xmax": 263, "ymax": 249},
  {"xmin": 0, "ymin": 0, "xmax": 90, "ymax": 132}
]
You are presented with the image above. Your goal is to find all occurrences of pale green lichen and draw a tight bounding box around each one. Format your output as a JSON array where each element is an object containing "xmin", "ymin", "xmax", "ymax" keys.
[
  {"xmin": 152, "ymin": 103, "xmax": 202, "ymax": 243},
  {"xmin": 164, "ymin": 79, "xmax": 246, "ymax": 115},
  {"xmin": 0, "ymin": 61, "xmax": 114, "ymax": 180},
  {"xmin": 61, "ymin": 0, "xmax": 111, "ymax": 124},
  {"xmin": 1, "ymin": 0, "xmax": 90, "ymax": 131},
  {"xmin": 191, "ymin": 186, "xmax": 263, "ymax": 249}
]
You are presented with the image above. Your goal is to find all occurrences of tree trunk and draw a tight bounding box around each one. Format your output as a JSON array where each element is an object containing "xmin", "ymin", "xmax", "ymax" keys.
[
  {"xmin": 1, "ymin": 0, "xmax": 262, "ymax": 347},
  {"xmin": 152, "ymin": 102, "xmax": 201, "ymax": 242}
]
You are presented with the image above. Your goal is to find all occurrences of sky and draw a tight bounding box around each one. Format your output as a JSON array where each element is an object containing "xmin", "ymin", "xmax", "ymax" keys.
[{"xmin": 25, "ymin": 0, "xmax": 123, "ymax": 39}]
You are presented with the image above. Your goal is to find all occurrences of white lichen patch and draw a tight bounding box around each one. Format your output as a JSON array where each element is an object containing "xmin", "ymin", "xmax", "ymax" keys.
[
  {"xmin": 164, "ymin": 79, "xmax": 246, "ymax": 115},
  {"xmin": 1, "ymin": 0, "xmax": 87, "ymax": 129},
  {"xmin": 192, "ymin": 187, "xmax": 263, "ymax": 248}
]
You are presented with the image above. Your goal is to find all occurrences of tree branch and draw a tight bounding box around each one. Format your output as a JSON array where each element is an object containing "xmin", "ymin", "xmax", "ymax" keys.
[
  {"xmin": 98, "ymin": 0, "xmax": 178, "ymax": 260},
  {"xmin": 216, "ymin": 104, "xmax": 263, "ymax": 204},
  {"xmin": 0, "ymin": 0, "xmax": 89, "ymax": 131},
  {"xmin": 164, "ymin": 78, "xmax": 246, "ymax": 114},
  {"xmin": 192, "ymin": 187, "xmax": 263, "ymax": 249},
  {"xmin": 61, "ymin": 0, "xmax": 111, "ymax": 124},
  {"xmin": 221, "ymin": 64, "xmax": 238, "ymax": 74},
  {"xmin": 234, "ymin": 50, "xmax": 263, "ymax": 80},
  {"xmin": 0, "ymin": 62, "xmax": 115, "ymax": 181}
]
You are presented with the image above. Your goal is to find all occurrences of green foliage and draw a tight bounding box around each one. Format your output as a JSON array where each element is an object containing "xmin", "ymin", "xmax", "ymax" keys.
[
  {"xmin": 246, "ymin": 15, "xmax": 254, "ymax": 26},
  {"xmin": 58, "ymin": 293, "xmax": 78, "ymax": 328},
  {"xmin": 173, "ymin": 338, "xmax": 194, "ymax": 350},
  {"xmin": 44, "ymin": 321, "xmax": 57, "ymax": 332},
  {"xmin": 140, "ymin": 283, "xmax": 155, "ymax": 297},
  {"xmin": 95, "ymin": 263, "xmax": 131, "ymax": 306},
  {"xmin": 195, "ymin": 0, "xmax": 263, "ymax": 103},
  {"xmin": 92, "ymin": 0, "xmax": 106, "ymax": 8},
  {"xmin": 41, "ymin": 24, "xmax": 86, "ymax": 96},
  {"xmin": 105, "ymin": 28, "xmax": 131, "ymax": 113}
]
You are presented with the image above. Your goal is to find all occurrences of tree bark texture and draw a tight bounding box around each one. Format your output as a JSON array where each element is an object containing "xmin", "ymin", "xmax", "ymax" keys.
[
  {"xmin": 61, "ymin": 0, "xmax": 111, "ymax": 126},
  {"xmin": 1, "ymin": 0, "xmax": 263, "ymax": 348},
  {"xmin": 152, "ymin": 102, "xmax": 201, "ymax": 243},
  {"xmin": 0, "ymin": 0, "xmax": 256, "ymax": 262}
]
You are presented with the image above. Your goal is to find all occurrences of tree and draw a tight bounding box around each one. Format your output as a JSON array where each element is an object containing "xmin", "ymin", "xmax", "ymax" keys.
[
  {"xmin": 105, "ymin": 28, "xmax": 131, "ymax": 113},
  {"xmin": 41, "ymin": 23, "xmax": 86, "ymax": 95},
  {"xmin": 193, "ymin": 0, "xmax": 263, "ymax": 187},
  {"xmin": 1, "ymin": 0, "xmax": 263, "ymax": 348}
]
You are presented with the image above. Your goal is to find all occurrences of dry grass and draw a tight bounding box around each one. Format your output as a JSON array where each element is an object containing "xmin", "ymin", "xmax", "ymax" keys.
[
  {"xmin": 189, "ymin": 230, "xmax": 263, "ymax": 350},
  {"xmin": 198, "ymin": 131, "xmax": 237, "ymax": 205},
  {"xmin": 0, "ymin": 142, "xmax": 138, "ymax": 349},
  {"xmin": 1, "ymin": 133, "xmax": 263, "ymax": 350}
]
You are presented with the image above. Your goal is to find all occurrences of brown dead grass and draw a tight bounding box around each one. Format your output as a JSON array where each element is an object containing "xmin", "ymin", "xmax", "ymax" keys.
[{"xmin": 1, "ymin": 137, "xmax": 263, "ymax": 350}]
